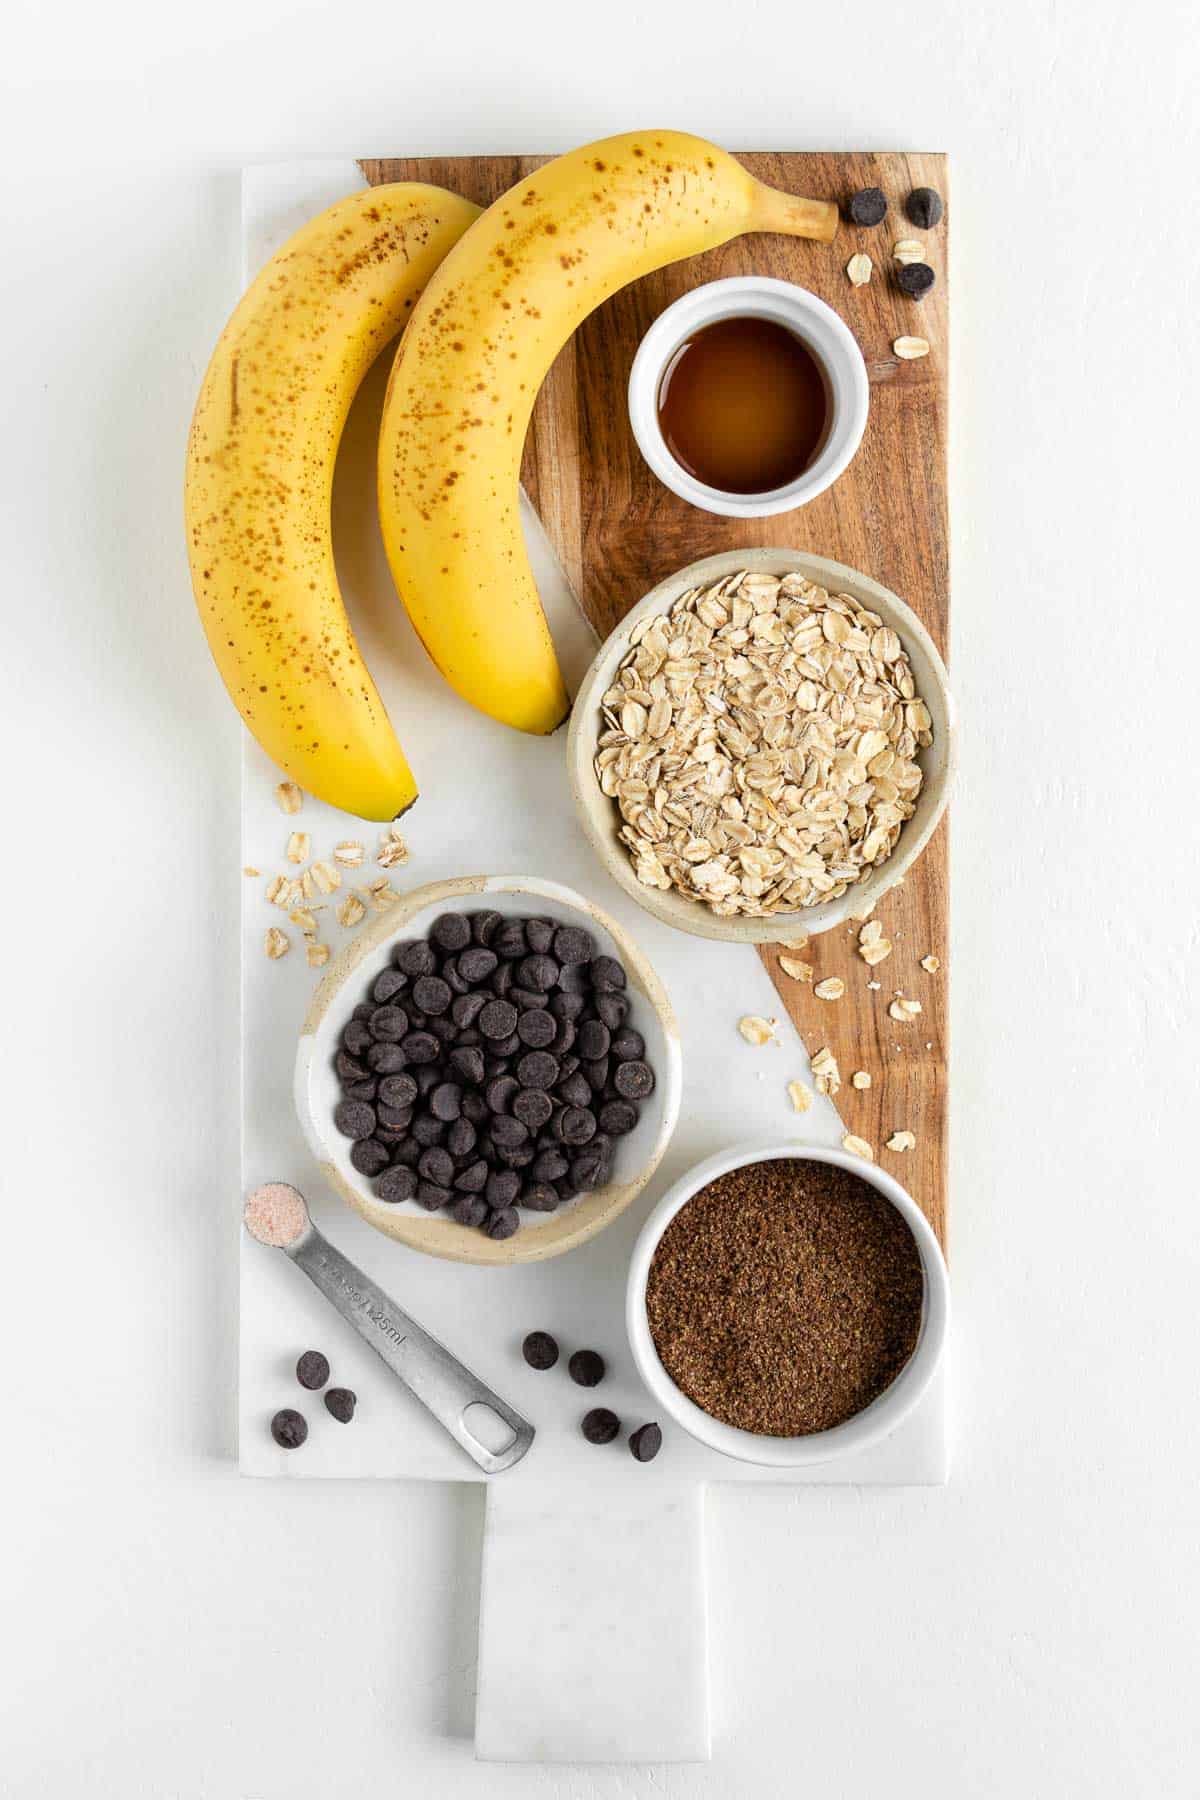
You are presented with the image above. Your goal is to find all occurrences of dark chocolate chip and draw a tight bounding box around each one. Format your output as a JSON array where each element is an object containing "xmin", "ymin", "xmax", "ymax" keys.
[
  {"xmin": 568, "ymin": 1349, "xmax": 605, "ymax": 1387},
  {"xmin": 441, "ymin": 957, "xmax": 470, "ymax": 995},
  {"xmin": 517, "ymin": 953, "xmax": 559, "ymax": 993},
  {"xmin": 613, "ymin": 1060, "xmax": 655, "ymax": 1100},
  {"xmin": 341, "ymin": 1019, "xmax": 373, "ymax": 1057},
  {"xmin": 350, "ymin": 1138, "xmax": 390, "ymax": 1177},
  {"xmin": 410, "ymin": 1114, "xmax": 443, "ymax": 1148},
  {"xmin": 451, "ymin": 1194, "xmax": 489, "ymax": 1228},
  {"xmin": 453, "ymin": 1158, "xmax": 490, "ymax": 1193},
  {"xmin": 559, "ymin": 1106, "xmax": 597, "ymax": 1147},
  {"xmin": 370, "ymin": 1005, "xmax": 409, "ymax": 1042},
  {"xmin": 412, "ymin": 974, "xmax": 451, "ymax": 1015},
  {"xmin": 372, "ymin": 968, "xmax": 408, "ymax": 1005},
  {"xmin": 352, "ymin": 1002, "xmax": 374, "ymax": 1020},
  {"xmin": 522, "ymin": 1329, "xmax": 559, "ymax": 1369},
  {"xmin": 490, "ymin": 1114, "xmax": 529, "ymax": 1150},
  {"xmin": 295, "ymin": 1350, "xmax": 330, "ymax": 1391},
  {"xmin": 557, "ymin": 961, "xmax": 590, "ymax": 993},
  {"xmin": 517, "ymin": 1008, "xmax": 557, "ymax": 1049},
  {"xmin": 334, "ymin": 1099, "xmax": 376, "ymax": 1140},
  {"xmin": 489, "ymin": 1031, "xmax": 520, "ymax": 1058},
  {"xmin": 390, "ymin": 1138, "xmax": 423, "ymax": 1169},
  {"xmin": 418, "ymin": 1146, "xmax": 455, "ymax": 1187},
  {"xmin": 378, "ymin": 1072, "xmax": 418, "ymax": 1110},
  {"xmin": 446, "ymin": 1116, "xmax": 477, "ymax": 1158},
  {"xmin": 486, "ymin": 1207, "xmax": 520, "ymax": 1240},
  {"xmin": 449, "ymin": 1044, "xmax": 485, "ymax": 1086},
  {"xmin": 551, "ymin": 990, "xmax": 585, "ymax": 1021},
  {"xmin": 525, "ymin": 918, "xmax": 555, "ymax": 954},
  {"xmin": 589, "ymin": 955, "xmax": 626, "ymax": 992},
  {"xmin": 557, "ymin": 1071, "xmax": 592, "ymax": 1108},
  {"xmin": 847, "ymin": 185, "xmax": 887, "ymax": 226},
  {"xmin": 905, "ymin": 185, "xmax": 943, "ymax": 229},
  {"xmin": 416, "ymin": 1181, "xmax": 450, "ymax": 1211},
  {"xmin": 487, "ymin": 1169, "xmax": 522, "ymax": 1211},
  {"xmin": 485, "ymin": 1074, "xmax": 519, "ymax": 1114},
  {"xmin": 571, "ymin": 1145, "xmax": 608, "ymax": 1188},
  {"xmin": 512, "ymin": 1088, "xmax": 554, "ymax": 1132},
  {"xmin": 400, "ymin": 1030, "xmax": 440, "ymax": 1064},
  {"xmin": 366, "ymin": 1041, "xmax": 407, "ymax": 1074},
  {"xmin": 577, "ymin": 1018, "xmax": 611, "ymax": 1060},
  {"xmin": 479, "ymin": 999, "xmax": 519, "ymax": 1040},
  {"xmin": 458, "ymin": 945, "xmax": 499, "ymax": 983},
  {"xmin": 532, "ymin": 1148, "xmax": 569, "ymax": 1182},
  {"xmin": 452, "ymin": 991, "xmax": 487, "ymax": 1029},
  {"xmin": 492, "ymin": 920, "xmax": 527, "ymax": 960},
  {"xmin": 581, "ymin": 1056, "xmax": 610, "ymax": 1093},
  {"xmin": 509, "ymin": 986, "xmax": 546, "ymax": 1010},
  {"xmin": 599, "ymin": 1099, "xmax": 638, "ymax": 1136},
  {"xmin": 470, "ymin": 909, "xmax": 502, "ymax": 945},
  {"xmin": 376, "ymin": 1102, "xmax": 414, "ymax": 1131},
  {"xmin": 415, "ymin": 1064, "xmax": 440, "ymax": 1096},
  {"xmin": 552, "ymin": 925, "xmax": 594, "ymax": 965},
  {"xmin": 629, "ymin": 1422, "xmax": 663, "ymax": 1463},
  {"xmin": 325, "ymin": 1387, "xmax": 356, "ymax": 1423},
  {"xmin": 342, "ymin": 1078, "xmax": 378, "ymax": 1103},
  {"xmin": 431, "ymin": 912, "xmax": 471, "ymax": 953},
  {"xmin": 609, "ymin": 1027, "xmax": 645, "ymax": 1062},
  {"xmin": 396, "ymin": 940, "xmax": 438, "ymax": 978},
  {"xmin": 490, "ymin": 960, "xmax": 514, "ymax": 997},
  {"xmin": 429, "ymin": 1081, "xmax": 463, "ymax": 1122},
  {"xmin": 582, "ymin": 1407, "xmax": 620, "ymax": 1444},
  {"xmin": 462, "ymin": 1089, "xmax": 489, "ymax": 1125},
  {"xmin": 521, "ymin": 1181, "xmax": 559, "ymax": 1212},
  {"xmin": 496, "ymin": 1143, "xmax": 535, "ymax": 1169},
  {"xmin": 595, "ymin": 993, "xmax": 628, "ymax": 1031},
  {"xmin": 271, "ymin": 1408, "xmax": 307, "ymax": 1449},
  {"xmin": 516, "ymin": 1050, "xmax": 559, "ymax": 1090},
  {"xmin": 377, "ymin": 1164, "xmax": 418, "ymax": 1203},
  {"xmin": 897, "ymin": 260, "xmax": 936, "ymax": 299},
  {"xmin": 335, "ymin": 1050, "xmax": 367, "ymax": 1082}
]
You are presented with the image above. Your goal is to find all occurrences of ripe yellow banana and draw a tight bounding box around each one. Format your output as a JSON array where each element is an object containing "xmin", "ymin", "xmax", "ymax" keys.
[
  {"xmin": 185, "ymin": 183, "xmax": 480, "ymax": 820},
  {"xmin": 377, "ymin": 132, "xmax": 838, "ymax": 734}
]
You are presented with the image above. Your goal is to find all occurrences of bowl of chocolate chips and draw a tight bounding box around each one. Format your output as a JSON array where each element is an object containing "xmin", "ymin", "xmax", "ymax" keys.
[{"xmin": 295, "ymin": 875, "xmax": 682, "ymax": 1265}]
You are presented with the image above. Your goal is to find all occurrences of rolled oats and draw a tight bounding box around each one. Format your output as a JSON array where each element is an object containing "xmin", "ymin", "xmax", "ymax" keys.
[
  {"xmin": 842, "ymin": 1134, "xmax": 875, "ymax": 1161},
  {"xmin": 814, "ymin": 977, "xmax": 845, "ymax": 1001},
  {"xmin": 778, "ymin": 955, "xmax": 813, "ymax": 983},
  {"xmin": 738, "ymin": 1015, "xmax": 776, "ymax": 1047},
  {"xmin": 920, "ymin": 954, "xmax": 941, "ymax": 973},
  {"xmin": 888, "ymin": 995, "xmax": 924, "ymax": 1022},
  {"xmin": 336, "ymin": 893, "xmax": 367, "ymax": 928},
  {"xmin": 810, "ymin": 1046, "xmax": 841, "ymax": 1097},
  {"xmin": 893, "ymin": 337, "xmax": 930, "ymax": 360},
  {"xmin": 852, "ymin": 1070, "xmax": 872, "ymax": 1089},
  {"xmin": 286, "ymin": 832, "xmax": 310, "ymax": 865},
  {"xmin": 596, "ymin": 570, "xmax": 928, "ymax": 919},
  {"xmin": 310, "ymin": 861, "xmax": 341, "ymax": 895},
  {"xmin": 846, "ymin": 252, "xmax": 873, "ymax": 286},
  {"xmin": 275, "ymin": 781, "xmax": 303, "ymax": 815},
  {"xmin": 306, "ymin": 943, "xmax": 331, "ymax": 969},
  {"xmin": 264, "ymin": 926, "xmax": 290, "ymax": 960},
  {"xmin": 886, "ymin": 1130, "xmax": 916, "ymax": 1152},
  {"xmin": 333, "ymin": 840, "xmax": 366, "ymax": 867},
  {"xmin": 787, "ymin": 1079, "xmax": 813, "ymax": 1113}
]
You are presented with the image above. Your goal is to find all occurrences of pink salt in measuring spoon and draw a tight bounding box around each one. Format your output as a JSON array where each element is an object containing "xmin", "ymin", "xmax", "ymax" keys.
[{"xmin": 244, "ymin": 1183, "xmax": 534, "ymax": 1474}]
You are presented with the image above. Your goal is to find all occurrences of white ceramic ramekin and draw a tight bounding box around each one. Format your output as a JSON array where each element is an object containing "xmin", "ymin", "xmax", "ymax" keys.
[
  {"xmin": 626, "ymin": 1141, "xmax": 949, "ymax": 1468},
  {"xmin": 627, "ymin": 276, "xmax": 869, "ymax": 517}
]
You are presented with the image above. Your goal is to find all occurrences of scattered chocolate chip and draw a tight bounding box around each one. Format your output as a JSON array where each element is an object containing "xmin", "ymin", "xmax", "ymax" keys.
[
  {"xmin": 431, "ymin": 912, "xmax": 471, "ymax": 953},
  {"xmin": 847, "ymin": 186, "xmax": 887, "ymax": 227},
  {"xmin": 568, "ymin": 1349, "xmax": 605, "ymax": 1388},
  {"xmin": 325, "ymin": 1387, "xmax": 356, "ymax": 1423},
  {"xmin": 582, "ymin": 1407, "xmax": 620, "ymax": 1444},
  {"xmin": 905, "ymin": 185, "xmax": 943, "ymax": 229},
  {"xmin": 522, "ymin": 1329, "xmax": 560, "ymax": 1370},
  {"xmin": 295, "ymin": 1350, "xmax": 330, "ymax": 1391},
  {"xmin": 629, "ymin": 1422, "xmax": 662, "ymax": 1463},
  {"xmin": 897, "ymin": 261, "xmax": 936, "ymax": 299},
  {"xmin": 271, "ymin": 1408, "xmax": 308, "ymax": 1449},
  {"xmin": 334, "ymin": 1099, "xmax": 376, "ymax": 1140},
  {"xmin": 376, "ymin": 1165, "xmax": 418, "ymax": 1204}
]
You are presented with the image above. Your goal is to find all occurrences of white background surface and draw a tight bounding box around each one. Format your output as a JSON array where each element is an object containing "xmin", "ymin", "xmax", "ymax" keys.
[{"xmin": 2, "ymin": 1, "xmax": 1198, "ymax": 1794}]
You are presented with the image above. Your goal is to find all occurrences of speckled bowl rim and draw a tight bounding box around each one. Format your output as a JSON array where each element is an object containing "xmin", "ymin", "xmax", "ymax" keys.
[
  {"xmin": 294, "ymin": 875, "xmax": 682, "ymax": 1267},
  {"xmin": 626, "ymin": 1140, "xmax": 950, "ymax": 1468},
  {"xmin": 566, "ymin": 547, "xmax": 956, "ymax": 943}
]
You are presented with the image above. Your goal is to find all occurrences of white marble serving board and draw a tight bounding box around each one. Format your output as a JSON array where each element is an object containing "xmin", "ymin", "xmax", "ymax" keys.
[{"xmin": 237, "ymin": 160, "xmax": 947, "ymax": 1490}]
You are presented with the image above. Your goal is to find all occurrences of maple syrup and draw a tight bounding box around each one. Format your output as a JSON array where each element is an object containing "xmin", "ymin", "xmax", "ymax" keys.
[{"xmin": 655, "ymin": 315, "xmax": 831, "ymax": 496}]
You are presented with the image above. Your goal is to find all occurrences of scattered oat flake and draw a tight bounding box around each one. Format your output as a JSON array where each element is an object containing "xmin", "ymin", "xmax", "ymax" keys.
[
  {"xmin": 264, "ymin": 927, "xmax": 290, "ymax": 960},
  {"xmin": 814, "ymin": 977, "xmax": 845, "ymax": 1001},
  {"xmin": 920, "ymin": 954, "xmax": 941, "ymax": 973},
  {"xmin": 893, "ymin": 336, "xmax": 930, "ymax": 360},
  {"xmin": 310, "ymin": 861, "xmax": 340, "ymax": 895},
  {"xmin": 299, "ymin": 869, "xmax": 316, "ymax": 900},
  {"xmin": 859, "ymin": 938, "xmax": 893, "ymax": 966},
  {"xmin": 306, "ymin": 943, "xmax": 331, "ymax": 969},
  {"xmin": 778, "ymin": 955, "xmax": 813, "ymax": 983},
  {"xmin": 275, "ymin": 781, "xmax": 303, "ymax": 815},
  {"xmin": 846, "ymin": 252, "xmax": 872, "ymax": 286},
  {"xmin": 243, "ymin": 866, "xmax": 260, "ymax": 878},
  {"xmin": 811, "ymin": 1046, "xmax": 841, "ymax": 1097},
  {"xmin": 886, "ymin": 1130, "xmax": 917, "ymax": 1153},
  {"xmin": 787, "ymin": 1079, "xmax": 813, "ymax": 1114},
  {"xmin": 365, "ymin": 878, "xmax": 400, "ymax": 911},
  {"xmin": 738, "ymin": 1015, "xmax": 776, "ymax": 1047},
  {"xmin": 893, "ymin": 238, "xmax": 925, "ymax": 264},
  {"xmin": 337, "ymin": 893, "xmax": 366, "ymax": 928},
  {"xmin": 780, "ymin": 935, "xmax": 810, "ymax": 953},
  {"xmin": 333, "ymin": 840, "xmax": 365, "ymax": 868},
  {"xmin": 842, "ymin": 1134, "xmax": 875, "ymax": 1161},
  {"xmin": 266, "ymin": 874, "xmax": 287, "ymax": 906},
  {"xmin": 850, "ymin": 900, "xmax": 876, "ymax": 923},
  {"xmin": 852, "ymin": 1070, "xmax": 872, "ymax": 1089},
  {"xmin": 888, "ymin": 995, "xmax": 924, "ymax": 1022},
  {"xmin": 286, "ymin": 831, "xmax": 310, "ymax": 865},
  {"xmin": 378, "ymin": 836, "xmax": 409, "ymax": 869},
  {"xmin": 288, "ymin": 907, "xmax": 319, "ymax": 937}
]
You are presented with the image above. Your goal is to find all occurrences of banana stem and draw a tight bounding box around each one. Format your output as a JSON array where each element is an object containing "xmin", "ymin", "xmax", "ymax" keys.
[{"xmin": 748, "ymin": 182, "xmax": 840, "ymax": 245}]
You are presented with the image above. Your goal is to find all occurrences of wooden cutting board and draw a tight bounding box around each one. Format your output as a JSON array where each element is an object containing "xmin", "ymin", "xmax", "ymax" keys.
[{"xmin": 361, "ymin": 151, "xmax": 950, "ymax": 1250}]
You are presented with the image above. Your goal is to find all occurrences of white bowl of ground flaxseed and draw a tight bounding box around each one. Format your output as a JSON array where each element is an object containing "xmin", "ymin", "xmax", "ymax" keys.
[
  {"xmin": 566, "ymin": 547, "xmax": 955, "ymax": 944},
  {"xmin": 626, "ymin": 1140, "xmax": 949, "ymax": 1468}
]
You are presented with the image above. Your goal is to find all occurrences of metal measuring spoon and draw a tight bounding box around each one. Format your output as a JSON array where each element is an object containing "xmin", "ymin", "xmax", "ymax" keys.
[{"xmin": 244, "ymin": 1183, "xmax": 534, "ymax": 1474}]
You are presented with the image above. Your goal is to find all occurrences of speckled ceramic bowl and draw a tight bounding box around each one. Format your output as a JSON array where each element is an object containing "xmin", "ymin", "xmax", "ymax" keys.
[
  {"xmin": 567, "ymin": 547, "xmax": 955, "ymax": 944},
  {"xmin": 294, "ymin": 875, "xmax": 682, "ymax": 1267}
]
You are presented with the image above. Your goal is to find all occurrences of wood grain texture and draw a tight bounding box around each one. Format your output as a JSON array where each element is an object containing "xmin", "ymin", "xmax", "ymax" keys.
[{"xmin": 360, "ymin": 151, "xmax": 949, "ymax": 1249}]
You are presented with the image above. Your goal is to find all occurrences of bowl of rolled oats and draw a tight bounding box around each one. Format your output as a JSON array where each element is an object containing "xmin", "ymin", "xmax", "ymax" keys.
[{"xmin": 567, "ymin": 548, "xmax": 954, "ymax": 942}]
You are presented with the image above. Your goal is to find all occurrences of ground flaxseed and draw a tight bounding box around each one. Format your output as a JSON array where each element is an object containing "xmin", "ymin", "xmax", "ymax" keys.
[{"xmin": 645, "ymin": 1158, "xmax": 923, "ymax": 1436}]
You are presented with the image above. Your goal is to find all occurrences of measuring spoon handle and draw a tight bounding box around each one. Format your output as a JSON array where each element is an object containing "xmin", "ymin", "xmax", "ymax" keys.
[{"xmin": 288, "ymin": 1226, "xmax": 534, "ymax": 1474}]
